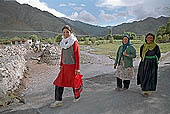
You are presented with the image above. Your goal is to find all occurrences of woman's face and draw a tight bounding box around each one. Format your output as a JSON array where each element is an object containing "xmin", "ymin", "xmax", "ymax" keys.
[
  {"xmin": 146, "ymin": 35, "xmax": 154, "ymax": 44},
  {"xmin": 62, "ymin": 29, "xmax": 71, "ymax": 38},
  {"xmin": 122, "ymin": 37, "xmax": 129, "ymax": 44}
]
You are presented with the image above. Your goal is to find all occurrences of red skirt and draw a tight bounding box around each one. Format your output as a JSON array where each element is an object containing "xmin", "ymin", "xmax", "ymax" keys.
[{"xmin": 53, "ymin": 64, "xmax": 76, "ymax": 87}]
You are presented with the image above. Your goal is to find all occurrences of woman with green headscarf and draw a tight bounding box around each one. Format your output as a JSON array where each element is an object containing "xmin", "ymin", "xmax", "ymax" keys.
[
  {"xmin": 137, "ymin": 33, "xmax": 161, "ymax": 97},
  {"xmin": 114, "ymin": 35, "xmax": 136, "ymax": 91}
]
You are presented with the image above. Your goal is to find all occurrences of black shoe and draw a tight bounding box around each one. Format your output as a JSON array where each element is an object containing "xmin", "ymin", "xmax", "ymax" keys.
[{"xmin": 115, "ymin": 88, "xmax": 123, "ymax": 91}]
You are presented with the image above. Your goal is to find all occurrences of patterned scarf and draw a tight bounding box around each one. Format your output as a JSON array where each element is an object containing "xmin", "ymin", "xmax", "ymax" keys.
[
  {"xmin": 121, "ymin": 36, "xmax": 131, "ymax": 57},
  {"xmin": 142, "ymin": 42, "xmax": 156, "ymax": 61},
  {"xmin": 60, "ymin": 34, "xmax": 77, "ymax": 49}
]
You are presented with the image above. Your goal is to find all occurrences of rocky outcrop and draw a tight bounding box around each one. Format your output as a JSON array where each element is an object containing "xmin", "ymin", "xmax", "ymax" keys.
[
  {"xmin": 0, "ymin": 45, "xmax": 27, "ymax": 94},
  {"xmin": 39, "ymin": 44, "xmax": 61, "ymax": 65}
]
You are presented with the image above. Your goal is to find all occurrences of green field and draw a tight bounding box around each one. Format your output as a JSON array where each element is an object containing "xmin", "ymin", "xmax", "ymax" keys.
[{"xmin": 80, "ymin": 40, "xmax": 170, "ymax": 59}]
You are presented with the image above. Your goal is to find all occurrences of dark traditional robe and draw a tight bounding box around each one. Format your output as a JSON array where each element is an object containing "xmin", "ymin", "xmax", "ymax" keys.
[{"xmin": 137, "ymin": 44, "xmax": 161, "ymax": 91}]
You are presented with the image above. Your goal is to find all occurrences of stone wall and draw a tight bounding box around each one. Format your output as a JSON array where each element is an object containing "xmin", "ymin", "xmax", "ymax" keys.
[
  {"xmin": 39, "ymin": 44, "xmax": 61, "ymax": 65},
  {"xmin": 0, "ymin": 45, "xmax": 27, "ymax": 94}
]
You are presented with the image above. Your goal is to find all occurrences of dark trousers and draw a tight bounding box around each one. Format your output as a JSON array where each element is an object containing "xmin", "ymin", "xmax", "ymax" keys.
[
  {"xmin": 117, "ymin": 77, "xmax": 130, "ymax": 89},
  {"xmin": 55, "ymin": 86, "xmax": 80, "ymax": 101}
]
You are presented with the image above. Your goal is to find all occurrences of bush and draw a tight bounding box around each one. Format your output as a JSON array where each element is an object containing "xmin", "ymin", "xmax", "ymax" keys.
[
  {"xmin": 29, "ymin": 35, "xmax": 39, "ymax": 42},
  {"xmin": 91, "ymin": 37, "xmax": 96, "ymax": 44},
  {"xmin": 156, "ymin": 34, "xmax": 170, "ymax": 43},
  {"xmin": 112, "ymin": 35, "xmax": 123, "ymax": 40},
  {"xmin": 55, "ymin": 34, "xmax": 62, "ymax": 43},
  {"xmin": 84, "ymin": 38, "xmax": 90, "ymax": 45},
  {"xmin": 79, "ymin": 37, "xmax": 85, "ymax": 41},
  {"xmin": 109, "ymin": 37, "xmax": 114, "ymax": 43}
]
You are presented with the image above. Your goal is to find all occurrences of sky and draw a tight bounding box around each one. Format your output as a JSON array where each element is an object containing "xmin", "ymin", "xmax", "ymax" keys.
[{"xmin": 15, "ymin": 0, "xmax": 170, "ymax": 27}]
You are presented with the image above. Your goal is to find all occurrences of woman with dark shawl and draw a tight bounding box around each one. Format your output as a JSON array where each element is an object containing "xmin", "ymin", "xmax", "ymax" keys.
[{"xmin": 137, "ymin": 33, "xmax": 161, "ymax": 97}]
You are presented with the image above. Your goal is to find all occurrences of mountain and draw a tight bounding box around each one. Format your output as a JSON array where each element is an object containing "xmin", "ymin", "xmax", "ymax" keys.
[
  {"xmin": 61, "ymin": 17, "xmax": 109, "ymax": 36},
  {"xmin": 111, "ymin": 16, "xmax": 170, "ymax": 35},
  {"xmin": 0, "ymin": 1, "xmax": 109, "ymax": 38},
  {"xmin": 0, "ymin": 1, "xmax": 87, "ymax": 37},
  {"xmin": 0, "ymin": 0, "xmax": 169, "ymax": 38}
]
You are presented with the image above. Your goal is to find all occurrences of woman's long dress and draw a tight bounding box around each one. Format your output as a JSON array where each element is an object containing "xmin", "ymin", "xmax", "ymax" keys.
[
  {"xmin": 53, "ymin": 41, "xmax": 80, "ymax": 87},
  {"xmin": 137, "ymin": 44, "xmax": 161, "ymax": 91}
]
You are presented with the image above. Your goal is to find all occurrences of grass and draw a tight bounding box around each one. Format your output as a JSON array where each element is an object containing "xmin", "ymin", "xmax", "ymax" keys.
[
  {"xmin": 158, "ymin": 43, "xmax": 170, "ymax": 53},
  {"xmin": 79, "ymin": 40, "xmax": 170, "ymax": 59}
]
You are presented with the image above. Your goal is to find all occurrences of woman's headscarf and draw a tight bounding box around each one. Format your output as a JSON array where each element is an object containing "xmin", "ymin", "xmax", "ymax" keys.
[
  {"xmin": 60, "ymin": 25, "xmax": 77, "ymax": 49},
  {"xmin": 121, "ymin": 35, "xmax": 131, "ymax": 57},
  {"xmin": 142, "ymin": 33, "xmax": 156, "ymax": 61},
  {"xmin": 60, "ymin": 33, "xmax": 77, "ymax": 49}
]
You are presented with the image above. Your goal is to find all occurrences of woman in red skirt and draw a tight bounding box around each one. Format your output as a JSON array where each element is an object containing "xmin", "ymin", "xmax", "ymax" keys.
[{"xmin": 50, "ymin": 25, "xmax": 81, "ymax": 107}]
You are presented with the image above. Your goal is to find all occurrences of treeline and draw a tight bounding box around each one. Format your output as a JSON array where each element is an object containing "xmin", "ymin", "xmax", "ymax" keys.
[
  {"xmin": 0, "ymin": 34, "xmax": 62, "ymax": 45},
  {"xmin": 0, "ymin": 19, "xmax": 170, "ymax": 45},
  {"xmin": 156, "ymin": 19, "xmax": 170, "ymax": 43},
  {"xmin": 78, "ymin": 31, "xmax": 143, "ymax": 45}
]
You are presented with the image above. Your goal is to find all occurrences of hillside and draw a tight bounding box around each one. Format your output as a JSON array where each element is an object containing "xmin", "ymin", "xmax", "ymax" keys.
[
  {"xmin": 0, "ymin": 1, "xmax": 87, "ymax": 37},
  {"xmin": 61, "ymin": 17, "xmax": 109, "ymax": 36},
  {"xmin": 0, "ymin": 0, "xmax": 169, "ymax": 38},
  {"xmin": 111, "ymin": 16, "xmax": 170, "ymax": 35}
]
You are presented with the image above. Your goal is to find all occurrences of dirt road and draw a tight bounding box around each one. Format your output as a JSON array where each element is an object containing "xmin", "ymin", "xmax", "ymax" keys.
[{"xmin": 0, "ymin": 52, "xmax": 170, "ymax": 114}]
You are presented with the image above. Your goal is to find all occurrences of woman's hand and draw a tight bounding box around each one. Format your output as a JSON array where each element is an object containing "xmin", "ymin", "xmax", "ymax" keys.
[
  {"xmin": 123, "ymin": 51, "xmax": 129, "ymax": 56},
  {"xmin": 114, "ymin": 64, "xmax": 117, "ymax": 69},
  {"xmin": 60, "ymin": 66, "xmax": 63, "ymax": 70},
  {"xmin": 75, "ymin": 70, "xmax": 80, "ymax": 75}
]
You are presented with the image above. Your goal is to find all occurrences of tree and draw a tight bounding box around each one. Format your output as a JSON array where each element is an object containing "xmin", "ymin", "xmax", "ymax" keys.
[
  {"xmin": 55, "ymin": 34, "xmax": 62, "ymax": 43},
  {"xmin": 109, "ymin": 27, "xmax": 112, "ymax": 35},
  {"xmin": 157, "ymin": 34, "xmax": 169, "ymax": 43},
  {"xmin": 157, "ymin": 26, "xmax": 166, "ymax": 36},
  {"xmin": 106, "ymin": 34, "xmax": 112, "ymax": 40},
  {"xmin": 130, "ymin": 32, "xmax": 136, "ymax": 39},
  {"xmin": 106, "ymin": 27, "xmax": 113, "ymax": 40},
  {"xmin": 165, "ymin": 19, "xmax": 170, "ymax": 34},
  {"xmin": 162, "ymin": 34, "xmax": 169, "ymax": 42},
  {"xmin": 109, "ymin": 37, "xmax": 114, "ymax": 43},
  {"xmin": 84, "ymin": 37, "xmax": 90, "ymax": 45},
  {"xmin": 11, "ymin": 36, "xmax": 21, "ymax": 41},
  {"xmin": 79, "ymin": 37, "xmax": 85, "ymax": 41},
  {"xmin": 140, "ymin": 35, "xmax": 145, "ymax": 42},
  {"xmin": 91, "ymin": 37, "xmax": 96, "ymax": 44},
  {"xmin": 29, "ymin": 35, "xmax": 39, "ymax": 42},
  {"xmin": 46, "ymin": 38, "xmax": 56, "ymax": 44},
  {"xmin": 123, "ymin": 32, "xmax": 136, "ymax": 39},
  {"xmin": 156, "ymin": 35, "xmax": 162, "ymax": 43}
]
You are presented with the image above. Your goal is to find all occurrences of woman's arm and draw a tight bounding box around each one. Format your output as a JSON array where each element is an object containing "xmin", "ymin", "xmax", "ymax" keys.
[
  {"xmin": 126, "ymin": 46, "xmax": 136, "ymax": 59},
  {"xmin": 155, "ymin": 45, "xmax": 161, "ymax": 60},
  {"xmin": 114, "ymin": 46, "xmax": 121, "ymax": 68},
  {"xmin": 73, "ymin": 41, "xmax": 80, "ymax": 72},
  {"xmin": 140, "ymin": 44, "xmax": 144, "ymax": 58},
  {"xmin": 60, "ymin": 50, "xmax": 63, "ymax": 66}
]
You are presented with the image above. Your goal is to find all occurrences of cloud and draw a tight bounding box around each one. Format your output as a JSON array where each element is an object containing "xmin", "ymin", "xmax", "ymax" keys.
[
  {"xmin": 59, "ymin": 3, "xmax": 78, "ymax": 7},
  {"xmin": 70, "ymin": 12, "xmax": 79, "ymax": 19},
  {"xmin": 70, "ymin": 10, "xmax": 97, "ymax": 24},
  {"xmin": 99, "ymin": 10, "xmax": 126, "ymax": 22},
  {"xmin": 74, "ymin": 7, "xmax": 83, "ymax": 11},
  {"xmin": 96, "ymin": 0, "xmax": 141, "ymax": 9},
  {"xmin": 59, "ymin": 4, "xmax": 66, "ymax": 7},
  {"xmin": 81, "ymin": 4, "xmax": 85, "ymax": 7},
  {"xmin": 128, "ymin": 0, "xmax": 170, "ymax": 20},
  {"xmin": 96, "ymin": 0, "xmax": 170, "ymax": 21},
  {"xmin": 127, "ymin": 18, "xmax": 136, "ymax": 23},
  {"xmin": 68, "ymin": 3, "xmax": 76, "ymax": 6},
  {"xmin": 99, "ymin": 10, "xmax": 116, "ymax": 22},
  {"xmin": 16, "ymin": 0, "xmax": 66, "ymax": 17}
]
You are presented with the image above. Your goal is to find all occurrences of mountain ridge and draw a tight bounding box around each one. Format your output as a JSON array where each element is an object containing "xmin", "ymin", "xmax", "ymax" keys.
[{"xmin": 0, "ymin": 1, "xmax": 169, "ymax": 38}]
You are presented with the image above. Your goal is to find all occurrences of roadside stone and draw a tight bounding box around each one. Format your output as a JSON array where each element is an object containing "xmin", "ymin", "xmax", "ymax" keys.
[
  {"xmin": 0, "ymin": 45, "xmax": 28, "ymax": 104},
  {"xmin": 39, "ymin": 44, "xmax": 61, "ymax": 65}
]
